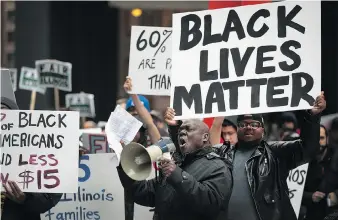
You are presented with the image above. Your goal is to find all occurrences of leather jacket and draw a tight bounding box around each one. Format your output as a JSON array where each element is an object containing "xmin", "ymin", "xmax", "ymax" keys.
[
  {"xmin": 168, "ymin": 111, "xmax": 320, "ymax": 220},
  {"xmin": 213, "ymin": 111, "xmax": 320, "ymax": 220}
]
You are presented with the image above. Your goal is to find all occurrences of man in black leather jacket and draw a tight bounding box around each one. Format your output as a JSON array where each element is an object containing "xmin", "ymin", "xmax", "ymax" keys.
[
  {"xmin": 165, "ymin": 92, "xmax": 326, "ymax": 220},
  {"xmin": 117, "ymin": 119, "xmax": 233, "ymax": 220}
]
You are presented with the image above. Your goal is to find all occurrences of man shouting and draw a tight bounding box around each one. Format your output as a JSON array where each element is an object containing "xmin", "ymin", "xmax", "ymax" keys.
[{"xmin": 117, "ymin": 119, "xmax": 232, "ymax": 220}]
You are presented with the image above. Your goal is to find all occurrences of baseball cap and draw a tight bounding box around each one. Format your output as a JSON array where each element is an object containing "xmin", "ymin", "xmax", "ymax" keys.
[
  {"xmin": 237, "ymin": 114, "xmax": 264, "ymax": 127},
  {"xmin": 126, "ymin": 95, "xmax": 150, "ymax": 112}
]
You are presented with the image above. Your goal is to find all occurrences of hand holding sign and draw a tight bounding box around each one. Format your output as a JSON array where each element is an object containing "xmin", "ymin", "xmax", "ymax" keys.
[
  {"xmin": 310, "ymin": 92, "xmax": 326, "ymax": 115},
  {"xmin": 312, "ymin": 191, "xmax": 325, "ymax": 203},
  {"xmin": 4, "ymin": 181, "xmax": 26, "ymax": 204},
  {"xmin": 164, "ymin": 107, "xmax": 177, "ymax": 126},
  {"xmin": 123, "ymin": 76, "xmax": 132, "ymax": 92}
]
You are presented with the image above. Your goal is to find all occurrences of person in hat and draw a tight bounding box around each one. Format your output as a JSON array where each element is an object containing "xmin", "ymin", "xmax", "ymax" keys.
[
  {"xmin": 0, "ymin": 69, "xmax": 62, "ymax": 220},
  {"xmin": 123, "ymin": 76, "xmax": 160, "ymax": 145},
  {"xmin": 165, "ymin": 92, "xmax": 326, "ymax": 220},
  {"xmin": 219, "ymin": 92, "xmax": 325, "ymax": 220}
]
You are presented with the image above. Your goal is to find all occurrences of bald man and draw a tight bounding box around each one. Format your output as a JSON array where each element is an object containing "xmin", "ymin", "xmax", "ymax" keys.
[{"xmin": 117, "ymin": 119, "xmax": 232, "ymax": 220}]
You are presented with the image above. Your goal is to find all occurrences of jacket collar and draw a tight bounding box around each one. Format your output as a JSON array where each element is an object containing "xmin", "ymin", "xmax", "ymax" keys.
[{"xmin": 181, "ymin": 146, "xmax": 213, "ymax": 164}]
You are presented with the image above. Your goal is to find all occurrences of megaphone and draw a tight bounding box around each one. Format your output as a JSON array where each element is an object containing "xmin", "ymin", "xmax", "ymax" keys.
[{"xmin": 120, "ymin": 137, "xmax": 176, "ymax": 181}]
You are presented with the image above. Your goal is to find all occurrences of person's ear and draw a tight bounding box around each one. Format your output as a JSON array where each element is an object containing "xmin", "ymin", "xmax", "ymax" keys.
[{"xmin": 202, "ymin": 133, "xmax": 209, "ymax": 142}]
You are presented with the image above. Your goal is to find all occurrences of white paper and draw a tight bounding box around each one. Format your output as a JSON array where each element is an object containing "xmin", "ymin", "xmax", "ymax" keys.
[
  {"xmin": 106, "ymin": 105, "xmax": 143, "ymax": 144},
  {"xmin": 105, "ymin": 132, "xmax": 123, "ymax": 162}
]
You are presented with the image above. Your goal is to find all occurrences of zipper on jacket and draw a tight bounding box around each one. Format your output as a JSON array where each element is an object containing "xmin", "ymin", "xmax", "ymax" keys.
[
  {"xmin": 245, "ymin": 156, "xmax": 263, "ymax": 220},
  {"xmin": 260, "ymin": 158, "xmax": 268, "ymax": 175}
]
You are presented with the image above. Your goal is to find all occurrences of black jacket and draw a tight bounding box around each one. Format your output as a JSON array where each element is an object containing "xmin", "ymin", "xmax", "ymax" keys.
[
  {"xmin": 117, "ymin": 147, "xmax": 233, "ymax": 220},
  {"xmin": 301, "ymin": 148, "xmax": 334, "ymax": 220},
  {"xmin": 168, "ymin": 111, "xmax": 320, "ymax": 220},
  {"xmin": 2, "ymin": 193, "xmax": 62, "ymax": 220}
]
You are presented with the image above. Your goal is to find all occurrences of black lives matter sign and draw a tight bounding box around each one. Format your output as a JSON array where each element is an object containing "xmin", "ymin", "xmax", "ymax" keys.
[
  {"xmin": 36, "ymin": 60, "xmax": 72, "ymax": 92},
  {"xmin": 170, "ymin": 1, "xmax": 321, "ymax": 120}
]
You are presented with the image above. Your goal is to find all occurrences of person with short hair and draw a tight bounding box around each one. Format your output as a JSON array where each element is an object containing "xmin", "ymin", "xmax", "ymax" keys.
[{"xmin": 117, "ymin": 119, "xmax": 232, "ymax": 220}]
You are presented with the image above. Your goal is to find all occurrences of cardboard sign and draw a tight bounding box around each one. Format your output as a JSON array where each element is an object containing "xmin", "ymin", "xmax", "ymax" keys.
[
  {"xmin": 287, "ymin": 163, "xmax": 309, "ymax": 218},
  {"xmin": 66, "ymin": 93, "xmax": 96, "ymax": 118},
  {"xmin": 129, "ymin": 26, "xmax": 172, "ymax": 96},
  {"xmin": 41, "ymin": 154, "xmax": 155, "ymax": 220},
  {"xmin": 19, "ymin": 66, "xmax": 46, "ymax": 94},
  {"xmin": 36, "ymin": 60, "xmax": 72, "ymax": 92},
  {"xmin": 82, "ymin": 133, "xmax": 113, "ymax": 154},
  {"xmin": 0, "ymin": 110, "xmax": 79, "ymax": 193},
  {"xmin": 170, "ymin": 1, "xmax": 321, "ymax": 120},
  {"xmin": 41, "ymin": 154, "xmax": 125, "ymax": 220},
  {"xmin": 9, "ymin": 68, "xmax": 17, "ymax": 92}
]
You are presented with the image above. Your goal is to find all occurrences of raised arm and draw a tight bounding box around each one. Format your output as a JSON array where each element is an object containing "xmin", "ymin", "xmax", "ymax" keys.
[
  {"xmin": 210, "ymin": 117, "xmax": 225, "ymax": 146},
  {"xmin": 124, "ymin": 76, "xmax": 161, "ymax": 144},
  {"xmin": 164, "ymin": 107, "xmax": 182, "ymax": 152},
  {"xmin": 269, "ymin": 92, "xmax": 326, "ymax": 170}
]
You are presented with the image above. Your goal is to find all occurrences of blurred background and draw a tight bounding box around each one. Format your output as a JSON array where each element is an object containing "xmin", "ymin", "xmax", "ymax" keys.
[{"xmin": 1, "ymin": 1, "xmax": 338, "ymax": 127}]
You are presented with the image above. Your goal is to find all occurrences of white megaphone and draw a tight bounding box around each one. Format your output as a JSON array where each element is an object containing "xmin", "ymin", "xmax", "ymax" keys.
[{"xmin": 120, "ymin": 137, "xmax": 176, "ymax": 181}]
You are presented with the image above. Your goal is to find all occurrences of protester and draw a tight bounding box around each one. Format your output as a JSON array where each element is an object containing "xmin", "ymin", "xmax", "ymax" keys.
[
  {"xmin": 150, "ymin": 110, "xmax": 169, "ymax": 137},
  {"xmin": 209, "ymin": 116, "xmax": 238, "ymax": 146},
  {"xmin": 301, "ymin": 125, "xmax": 335, "ymax": 220},
  {"xmin": 329, "ymin": 117, "xmax": 338, "ymax": 150},
  {"xmin": 83, "ymin": 120, "xmax": 97, "ymax": 129},
  {"xmin": 117, "ymin": 119, "xmax": 233, "ymax": 220},
  {"xmin": 1, "ymin": 80, "xmax": 62, "ymax": 220},
  {"xmin": 116, "ymin": 97, "xmax": 127, "ymax": 110},
  {"xmin": 279, "ymin": 112, "xmax": 299, "ymax": 140},
  {"xmin": 124, "ymin": 76, "xmax": 161, "ymax": 144},
  {"xmin": 165, "ymin": 92, "xmax": 326, "ymax": 220}
]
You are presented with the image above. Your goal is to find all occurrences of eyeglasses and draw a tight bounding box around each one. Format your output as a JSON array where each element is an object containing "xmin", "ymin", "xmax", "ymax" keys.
[{"xmin": 238, "ymin": 122, "xmax": 262, "ymax": 129}]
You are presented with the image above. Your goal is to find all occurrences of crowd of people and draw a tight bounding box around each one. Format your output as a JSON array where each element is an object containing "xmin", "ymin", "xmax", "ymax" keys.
[{"xmin": 1, "ymin": 73, "xmax": 338, "ymax": 220}]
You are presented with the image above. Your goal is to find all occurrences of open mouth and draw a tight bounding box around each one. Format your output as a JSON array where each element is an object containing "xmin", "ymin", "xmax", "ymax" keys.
[{"xmin": 178, "ymin": 136, "xmax": 187, "ymax": 148}]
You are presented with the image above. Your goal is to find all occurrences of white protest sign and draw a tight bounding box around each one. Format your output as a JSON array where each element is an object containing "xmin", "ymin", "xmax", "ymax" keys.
[
  {"xmin": 0, "ymin": 110, "xmax": 79, "ymax": 193},
  {"xmin": 287, "ymin": 163, "xmax": 309, "ymax": 218},
  {"xmin": 9, "ymin": 68, "xmax": 17, "ymax": 92},
  {"xmin": 129, "ymin": 26, "xmax": 172, "ymax": 96},
  {"xmin": 66, "ymin": 93, "xmax": 96, "ymax": 118},
  {"xmin": 19, "ymin": 67, "xmax": 46, "ymax": 94},
  {"xmin": 36, "ymin": 59, "xmax": 72, "ymax": 92},
  {"xmin": 41, "ymin": 154, "xmax": 125, "ymax": 220},
  {"xmin": 170, "ymin": 1, "xmax": 321, "ymax": 120}
]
